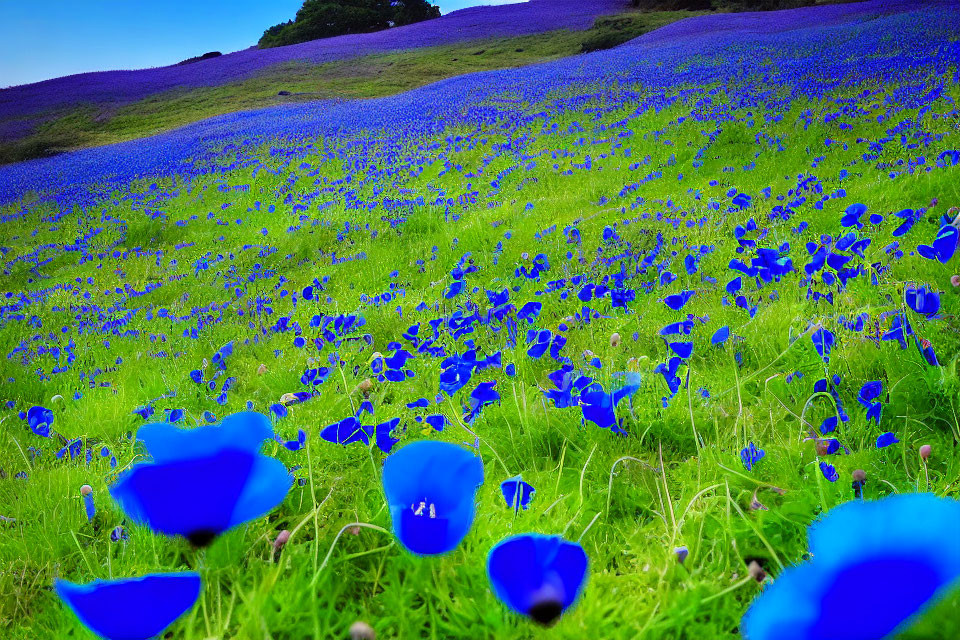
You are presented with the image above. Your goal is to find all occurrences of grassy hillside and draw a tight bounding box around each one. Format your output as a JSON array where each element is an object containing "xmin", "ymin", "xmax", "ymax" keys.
[
  {"xmin": 0, "ymin": 10, "xmax": 708, "ymax": 165},
  {"xmin": 0, "ymin": 2, "xmax": 958, "ymax": 639}
]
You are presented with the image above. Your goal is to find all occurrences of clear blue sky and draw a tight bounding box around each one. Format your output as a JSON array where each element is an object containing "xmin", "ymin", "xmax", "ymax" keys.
[{"xmin": 0, "ymin": 0, "xmax": 525, "ymax": 88}]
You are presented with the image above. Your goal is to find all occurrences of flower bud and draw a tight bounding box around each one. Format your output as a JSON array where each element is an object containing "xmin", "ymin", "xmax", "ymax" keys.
[
  {"xmin": 674, "ymin": 546, "xmax": 688, "ymax": 564},
  {"xmin": 80, "ymin": 485, "xmax": 95, "ymax": 522},
  {"xmin": 952, "ymin": 275, "xmax": 960, "ymax": 288},
  {"xmin": 257, "ymin": 363, "xmax": 267, "ymax": 376},
  {"xmin": 920, "ymin": 444, "xmax": 932, "ymax": 461},
  {"xmin": 350, "ymin": 621, "xmax": 376, "ymax": 640},
  {"xmin": 610, "ymin": 332, "xmax": 621, "ymax": 348},
  {"xmin": 851, "ymin": 469, "xmax": 866, "ymax": 499},
  {"xmin": 748, "ymin": 560, "xmax": 766, "ymax": 583},
  {"xmin": 272, "ymin": 529, "xmax": 291, "ymax": 562}
]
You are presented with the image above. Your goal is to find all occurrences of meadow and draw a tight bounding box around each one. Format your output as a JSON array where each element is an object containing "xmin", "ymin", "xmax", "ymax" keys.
[{"xmin": 1, "ymin": 0, "xmax": 959, "ymax": 638}]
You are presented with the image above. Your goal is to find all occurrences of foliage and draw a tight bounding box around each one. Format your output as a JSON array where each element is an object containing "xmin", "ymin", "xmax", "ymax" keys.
[{"xmin": 258, "ymin": 0, "xmax": 441, "ymax": 49}]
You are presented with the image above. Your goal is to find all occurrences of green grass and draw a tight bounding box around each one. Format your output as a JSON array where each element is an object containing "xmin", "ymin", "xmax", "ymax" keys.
[
  {"xmin": 0, "ymin": 9, "xmax": 707, "ymax": 165},
  {"xmin": 0, "ymin": 7, "xmax": 959, "ymax": 640}
]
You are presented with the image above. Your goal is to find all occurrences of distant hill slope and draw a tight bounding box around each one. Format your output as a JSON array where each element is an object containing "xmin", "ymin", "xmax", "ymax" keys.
[
  {"xmin": 0, "ymin": 0, "xmax": 624, "ymax": 120},
  {"xmin": 0, "ymin": 0, "xmax": 877, "ymax": 165},
  {"xmin": 1, "ymin": 0, "xmax": 950, "ymax": 206}
]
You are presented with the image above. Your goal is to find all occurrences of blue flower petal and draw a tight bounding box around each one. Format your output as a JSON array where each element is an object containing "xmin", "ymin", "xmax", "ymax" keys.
[
  {"xmin": 110, "ymin": 447, "xmax": 290, "ymax": 542},
  {"xmin": 56, "ymin": 572, "xmax": 200, "ymax": 640},
  {"xmin": 501, "ymin": 475, "xmax": 535, "ymax": 511},
  {"xmin": 744, "ymin": 495, "xmax": 960, "ymax": 640},
  {"xmin": 136, "ymin": 411, "xmax": 273, "ymax": 463},
  {"xmin": 382, "ymin": 440, "xmax": 483, "ymax": 555},
  {"xmin": 487, "ymin": 533, "xmax": 588, "ymax": 625}
]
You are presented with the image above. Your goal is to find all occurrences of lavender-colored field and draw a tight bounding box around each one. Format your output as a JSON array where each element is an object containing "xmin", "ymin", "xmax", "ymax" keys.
[
  {"xmin": 0, "ymin": 0, "xmax": 954, "ymax": 207},
  {"xmin": 0, "ymin": 0, "xmax": 623, "ymax": 121}
]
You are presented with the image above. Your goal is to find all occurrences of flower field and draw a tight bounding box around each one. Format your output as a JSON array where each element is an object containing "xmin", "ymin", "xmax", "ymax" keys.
[{"xmin": 1, "ymin": 1, "xmax": 960, "ymax": 638}]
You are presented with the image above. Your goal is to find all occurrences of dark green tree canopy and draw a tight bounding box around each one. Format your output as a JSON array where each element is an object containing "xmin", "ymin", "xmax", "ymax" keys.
[{"xmin": 259, "ymin": 0, "xmax": 441, "ymax": 48}]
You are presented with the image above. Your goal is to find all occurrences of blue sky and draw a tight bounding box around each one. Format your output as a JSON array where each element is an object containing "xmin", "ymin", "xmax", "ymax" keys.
[{"xmin": 0, "ymin": 0, "xmax": 525, "ymax": 88}]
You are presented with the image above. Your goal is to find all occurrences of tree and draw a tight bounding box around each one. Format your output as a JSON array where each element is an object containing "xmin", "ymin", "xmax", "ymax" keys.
[{"xmin": 258, "ymin": 0, "xmax": 441, "ymax": 48}]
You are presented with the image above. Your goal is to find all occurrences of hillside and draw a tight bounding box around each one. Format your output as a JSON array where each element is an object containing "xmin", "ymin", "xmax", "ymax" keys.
[
  {"xmin": 0, "ymin": 0, "xmax": 627, "ymax": 162},
  {"xmin": 1, "ymin": 1, "xmax": 959, "ymax": 638}
]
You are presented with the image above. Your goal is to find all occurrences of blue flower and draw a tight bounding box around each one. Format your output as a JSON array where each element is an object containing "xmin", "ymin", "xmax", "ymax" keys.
[
  {"xmin": 811, "ymin": 327, "xmax": 835, "ymax": 364},
  {"xmin": 55, "ymin": 572, "xmax": 200, "ymax": 640},
  {"xmin": 26, "ymin": 405, "xmax": 54, "ymax": 437},
  {"xmin": 711, "ymin": 326, "xmax": 730, "ymax": 345},
  {"xmin": 465, "ymin": 380, "xmax": 500, "ymax": 422},
  {"xmin": 905, "ymin": 285, "xmax": 940, "ymax": 318},
  {"xmin": 664, "ymin": 290, "xmax": 695, "ymax": 311},
  {"xmin": 501, "ymin": 475, "xmax": 535, "ymax": 512},
  {"xmin": 741, "ymin": 442, "xmax": 765, "ymax": 471},
  {"xmin": 917, "ymin": 225, "xmax": 957, "ymax": 263},
  {"xmin": 487, "ymin": 533, "xmax": 588, "ymax": 626},
  {"xmin": 109, "ymin": 412, "xmax": 292, "ymax": 546},
  {"xmin": 876, "ymin": 432, "xmax": 900, "ymax": 448},
  {"xmin": 742, "ymin": 494, "xmax": 960, "ymax": 640},
  {"xmin": 374, "ymin": 417, "xmax": 401, "ymax": 454},
  {"xmin": 669, "ymin": 341, "xmax": 694, "ymax": 359},
  {"xmin": 819, "ymin": 461, "xmax": 839, "ymax": 483},
  {"xmin": 381, "ymin": 440, "xmax": 483, "ymax": 555},
  {"xmin": 578, "ymin": 373, "xmax": 641, "ymax": 435},
  {"xmin": 840, "ymin": 203, "xmax": 866, "ymax": 229},
  {"xmin": 858, "ymin": 381, "xmax": 883, "ymax": 424},
  {"xmin": 320, "ymin": 416, "xmax": 369, "ymax": 446}
]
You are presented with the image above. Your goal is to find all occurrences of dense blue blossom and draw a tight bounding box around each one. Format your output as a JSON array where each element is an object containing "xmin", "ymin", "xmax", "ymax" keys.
[
  {"xmin": 110, "ymin": 412, "xmax": 292, "ymax": 546},
  {"xmin": 56, "ymin": 572, "xmax": 201, "ymax": 640},
  {"xmin": 381, "ymin": 440, "xmax": 483, "ymax": 555},
  {"xmin": 743, "ymin": 495, "xmax": 960, "ymax": 640},
  {"xmin": 487, "ymin": 534, "xmax": 588, "ymax": 626}
]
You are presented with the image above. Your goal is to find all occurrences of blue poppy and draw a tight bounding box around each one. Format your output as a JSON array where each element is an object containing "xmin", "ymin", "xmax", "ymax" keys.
[
  {"xmin": 742, "ymin": 494, "xmax": 960, "ymax": 640},
  {"xmin": 918, "ymin": 225, "xmax": 958, "ymax": 264},
  {"xmin": 381, "ymin": 440, "xmax": 483, "ymax": 555},
  {"xmin": 374, "ymin": 417, "xmax": 401, "ymax": 454},
  {"xmin": 487, "ymin": 533, "xmax": 588, "ymax": 626},
  {"xmin": 741, "ymin": 442, "xmax": 765, "ymax": 471},
  {"xmin": 916, "ymin": 338, "xmax": 940, "ymax": 367},
  {"xmin": 26, "ymin": 405, "xmax": 54, "ymax": 437},
  {"xmin": 904, "ymin": 285, "xmax": 940, "ymax": 318},
  {"xmin": 501, "ymin": 475, "xmax": 535, "ymax": 512},
  {"xmin": 711, "ymin": 326, "xmax": 730, "ymax": 345},
  {"xmin": 819, "ymin": 461, "xmax": 839, "ymax": 483},
  {"xmin": 664, "ymin": 290, "xmax": 695, "ymax": 311},
  {"xmin": 840, "ymin": 203, "xmax": 866, "ymax": 229},
  {"xmin": 579, "ymin": 373, "xmax": 641, "ymax": 435},
  {"xmin": 669, "ymin": 341, "xmax": 694, "ymax": 359},
  {"xmin": 109, "ymin": 412, "xmax": 292, "ymax": 546},
  {"xmin": 465, "ymin": 381, "xmax": 500, "ymax": 422},
  {"xmin": 858, "ymin": 381, "xmax": 883, "ymax": 424},
  {"xmin": 55, "ymin": 572, "xmax": 200, "ymax": 640},
  {"xmin": 811, "ymin": 327, "xmax": 835, "ymax": 364},
  {"xmin": 876, "ymin": 432, "xmax": 900, "ymax": 448},
  {"xmin": 320, "ymin": 416, "xmax": 370, "ymax": 446}
]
